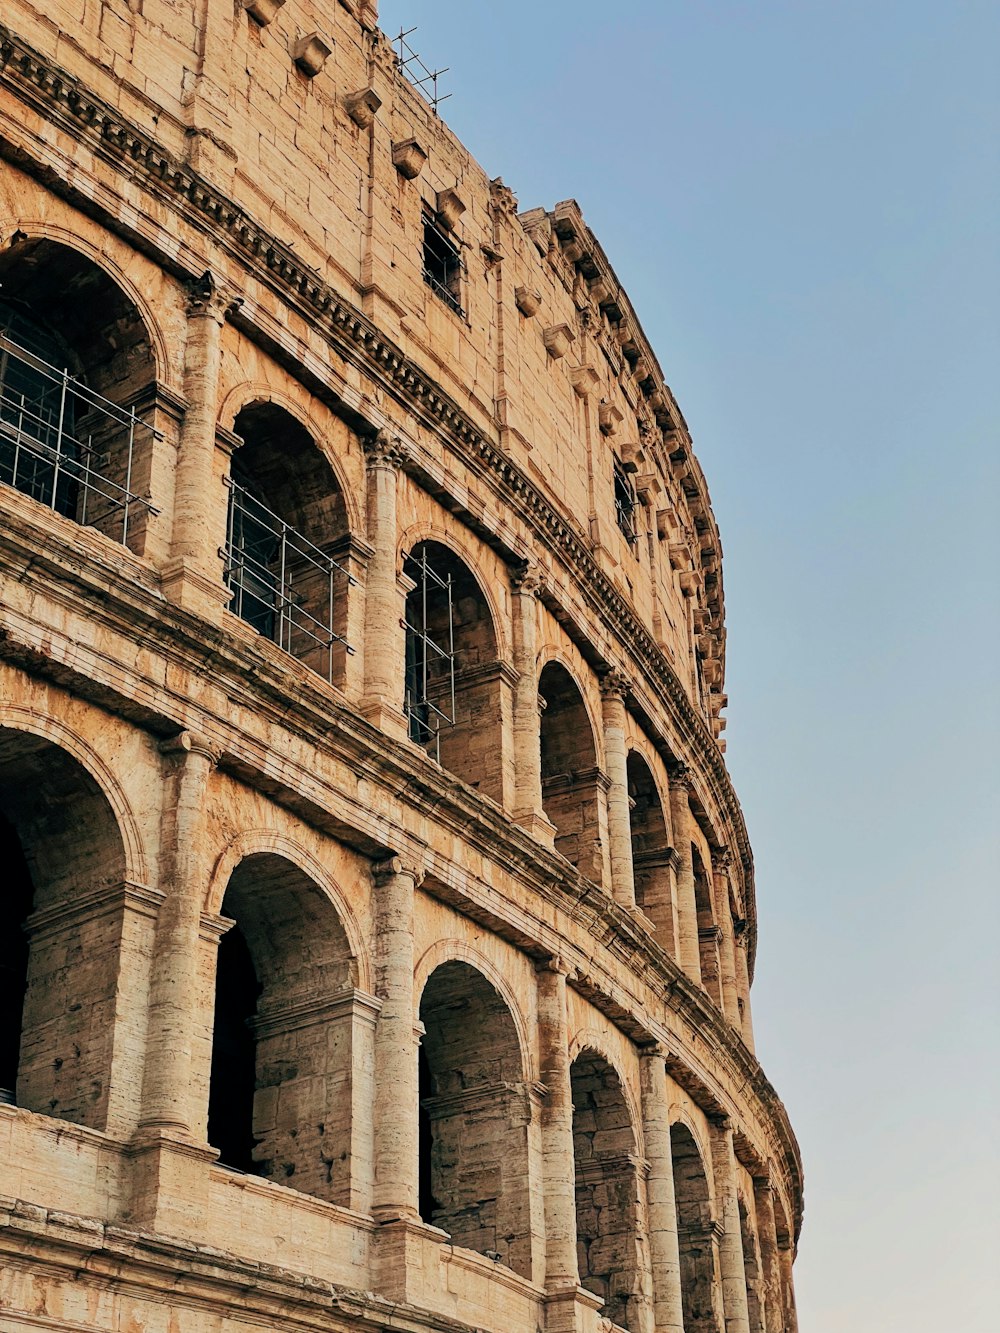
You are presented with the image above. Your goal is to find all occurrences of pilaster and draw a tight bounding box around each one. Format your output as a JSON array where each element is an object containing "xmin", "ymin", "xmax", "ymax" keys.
[
  {"xmin": 668, "ymin": 765, "xmax": 702, "ymax": 983},
  {"xmin": 600, "ymin": 670, "xmax": 637, "ymax": 909},
  {"xmin": 639, "ymin": 1046, "xmax": 685, "ymax": 1333},
  {"xmin": 709, "ymin": 1118, "xmax": 752, "ymax": 1333},
  {"xmin": 511, "ymin": 563, "xmax": 556, "ymax": 843},
  {"xmin": 360, "ymin": 432, "xmax": 411, "ymax": 738}
]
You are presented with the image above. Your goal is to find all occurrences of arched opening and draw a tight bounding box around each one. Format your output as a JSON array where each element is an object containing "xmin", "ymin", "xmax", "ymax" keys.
[
  {"xmin": 0, "ymin": 726, "xmax": 128, "ymax": 1128},
  {"xmin": 671, "ymin": 1122, "xmax": 721, "ymax": 1333},
  {"xmin": 692, "ymin": 847, "xmax": 722, "ymax": 1007},
  {"xmin": 538, "ymin": 662, "xmax": 602, "ymax": 879},
  {"xmin": 403, "ymin": 541, "xmax": 504, "ymax": 801},
  {"xmin": 208, "ymin": 853, "xmax": 359, "ymax": 1203},
  {"xmin": 228, "ymin": 403, "xmax": 354, "ymax": 684},
  {"xmin": 740, "ymin": 1196, "xmax": 765, "ymax": 1333},
  {"xmin": 570, "ymin": 1049, "xmax": 642, "ymax": 1331},
  {"xmin": 0, "ymin": 238, "xmax": 158, "ymax": 552},
  {"xmin": 626, "ymin": 752, "xmax": 675, "ymax": 950},
  {"xmin": 207, "ymin": 920, "xmax": 260, "ymax": 1172},
  {"xmin": 0, "ymin": 810, "xmax": 33, "ymax": 1104},
  {"xmin": 418, "ymin": 960, "xmax": 531, "ymax": 1277}
]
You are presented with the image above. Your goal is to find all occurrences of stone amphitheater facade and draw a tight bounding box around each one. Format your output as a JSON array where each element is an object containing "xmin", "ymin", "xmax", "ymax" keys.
[{"xmin": 0, "ymin": 3, "xmax": 802, "ymax": 1332}]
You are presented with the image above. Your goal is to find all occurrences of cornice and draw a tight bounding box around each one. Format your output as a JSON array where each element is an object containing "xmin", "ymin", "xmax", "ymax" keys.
[
  {"xmin": 0, "ymin": 1195, "xmax": 474, "ymax": 1333},
  {"xmin": 0, "ymin": 23, "xmax": 755, "ymax": 961}
]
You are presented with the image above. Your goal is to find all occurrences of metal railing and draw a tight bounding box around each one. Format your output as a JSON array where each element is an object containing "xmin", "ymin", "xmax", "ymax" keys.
[
  {"xmin": 0, "ymin": 332, "xmax": 158, "ymax": 547},
  {"xmin": 223, "ymin": 479, "xmax": 355, "ymax": 683},
  {"xmin": 404, "ymin": 547, "xmax": 456, "ymax": 758}
]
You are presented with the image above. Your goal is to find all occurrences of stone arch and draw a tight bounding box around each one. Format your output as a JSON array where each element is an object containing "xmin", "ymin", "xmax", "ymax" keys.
[
  {"xmin": 225, "ymin": 398, "xmax": 355, "ymax": 683},
  {"xmin": 414, "ymin": 938, "xmax": 531, "ymax": 1077},
  {"xmin": 417, "ymin": 958, "xmax": 533, "ymax": 1277},
  {"xmin": 537, "ymin": 658, "xmax": 603, "ymax": 878},
  {"xmin": 670, "ymin": 1119, "xmax": 722, "ymax": 1333},
  {"xmin": 208, "ymin": 850, "xmax": 363, "ymax": 1206},
  {"xmin": 205, "ymin": 828, "xmax": 370, "ymax": 994},
  {"xmin": 0, "ymin": 223, "xmax": 171, "ymax": 387},
  {"xmin": 0, "ymin": 721, "xmax": 135, "ymax": 1131},
  {"xmin": 570, "ymin": 1046, "xmax": 645, "ymax": 1331},
  {"xmin": 219, "ymin": 383, "xmax": 363, "ymax": 535},
  {"xmin": 400, "ymin": 534, "xmax": 506, "ymax": 801},
  {"xmin": 396, "ymin": 520, "xmax": 510, "ymax": 662},
  {"xmin": 0, "ymin": 706, "xmax": 148, "ymax": 884},
  {"xmin": 626, "ymin": 749, "xmax": 675, "ymax": 949},
  {"xmin": 0, "ymin": 231, "xmax": 164, "ymax": 554}
]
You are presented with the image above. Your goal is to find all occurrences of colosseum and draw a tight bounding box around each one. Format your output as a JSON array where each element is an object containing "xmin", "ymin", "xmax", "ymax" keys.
[{"xmin": 0, "ymin": 2, "xmax": 802, "ymax": 1331}]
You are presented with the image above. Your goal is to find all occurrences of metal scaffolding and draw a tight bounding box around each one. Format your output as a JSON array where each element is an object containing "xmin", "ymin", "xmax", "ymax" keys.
[
  {"xmin": 0, "ymin": 331, "xmax": 158, "ymax": 547},
  {"xmin": 403, "ymin": 546, "xmax": 456, "ymax": 757},
  {"xmin": 223, "ymin": 478, "xmax": 355, "ymax": 683}
]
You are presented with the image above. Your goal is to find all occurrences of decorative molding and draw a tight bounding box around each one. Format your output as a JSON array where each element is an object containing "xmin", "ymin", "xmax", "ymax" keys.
[
  {"xmin": 391, "ymin": 137, "xmax": 426, "ymax": 179},
  {"xmin": 242, "ymin": 0, "xmax": 285, "ymax": 26},
  {"xmin": 293, "ymin": 32, "xmax": 333, "ymax": 78},
  {"xmin": 513, "ymin": 284, "xmax": 541, "ymax": 317},
  {"xmin": 542, "ymin": 323, "xmax": 574, "ymax": 360},
  {"xmin": 435, "ymin": 187, "xmax": 465, "ymax": 231},
  {"xmin": 344, "ymin": 85, "xmax": 381, "ymax": 128}
]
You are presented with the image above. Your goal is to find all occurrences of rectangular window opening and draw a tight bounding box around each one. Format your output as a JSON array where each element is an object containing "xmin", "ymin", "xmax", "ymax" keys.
[
  {"xmin": 422, "ymin": 212, "xmax": 464, "ymax": 316},
  {"xmin": 614, "ymin": 458, "xmax": 638, "ymax": 544}
]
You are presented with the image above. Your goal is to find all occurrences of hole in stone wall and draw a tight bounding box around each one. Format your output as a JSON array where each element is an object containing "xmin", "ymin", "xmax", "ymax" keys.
[
  {"xmin": 570, "ymin": 1048, "xmax": 641, "ymax": 1331},
  {"xmin": 208, "ymin": 920, "xmax": 261, "ymax": 1173},
  {"xmin": 0, "ymin": 810, "xmax": 33, "ymax": 1101},
  {"xmin": 671, "ymin": 1122, "xmax": 718, "ymax": 1333},
  {"xmin": 539, "ymin": 661, "xmax": 601, "ymax": 879},
  {"xmin": 418, "ymin": 960, "xmax": 531, "ymax": 1276}
]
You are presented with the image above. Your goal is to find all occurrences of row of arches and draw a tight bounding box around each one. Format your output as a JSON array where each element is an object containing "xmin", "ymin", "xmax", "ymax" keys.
[
  {"xmin": 0, "ymin": 238, "xmax": 749, "ymax": 1028},
  {"xmin": 0, "ymin": 717, "xmax": 794, "ymax": 1332}
]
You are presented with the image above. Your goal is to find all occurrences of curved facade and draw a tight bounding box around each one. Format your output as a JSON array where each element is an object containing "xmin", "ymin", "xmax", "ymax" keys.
[{"xmin": 0, "ymin": 4, "xmax": 801, "ymax": 1333}]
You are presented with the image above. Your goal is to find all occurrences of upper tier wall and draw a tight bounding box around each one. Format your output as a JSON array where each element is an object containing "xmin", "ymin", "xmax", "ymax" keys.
[{"xmin": 2, "ymin": 0, "xmax": 727, "ymax": 733}]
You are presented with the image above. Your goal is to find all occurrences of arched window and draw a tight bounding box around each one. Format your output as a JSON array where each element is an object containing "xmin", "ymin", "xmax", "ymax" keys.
[
  {"xmin": 403, "ymin": 541, "xmax": 504, "ymax": 801},
  {"xmin": 692, "ymin": 847, "xmax": 723, "ymax": 1008},
  {"xmin": 671, "ymin": 1122, "xmax": 723, "ymax": 1333},
  {"xmin": 626, "ymin": 752, "xmax": 675, "ymax": 951},
  {"xmin": 227, "ymin": 404, "xmax": 354, "ymax": 684},
  {"xmin": 418, "ymin": 961, "xmax": 531, "ymax": 1276},
  {"xmin": 538, "ymin": 662, "xmax": 602, "ymax": 879},
  {"xmin": 0, "ymin": 239, "xmax": 158, "ymax": 551},
  {"xmin": 208, "ymin": 853, "xmax": 360, "ymax": 1205},
  {"xmin": 0, "ymin": 727, "xmax": 129, "ymax": 1129},
  {"xmin": 571, "ymin": 1049, "xmax": 643, "ymax": 1330}
]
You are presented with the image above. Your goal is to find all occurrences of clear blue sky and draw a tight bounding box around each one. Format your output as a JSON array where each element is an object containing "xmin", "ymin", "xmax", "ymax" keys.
[{"xmin": 380, "ymin": 2, "xmax": 1000, "ymax": 1327}]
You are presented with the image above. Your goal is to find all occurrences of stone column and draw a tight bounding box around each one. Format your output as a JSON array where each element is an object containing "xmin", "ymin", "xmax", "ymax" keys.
[
  {"xmin": 511, "ymin": 563, "xmax": 554, "ymax": 843},
  {"xmin": 734, "ymin": 922, "xmax": 756, "ymax": 1054},
  {"xmin": 536, "ymin": 957, "xmax": 579, "ymax": 1292},
  {"xmin": 709, "ymin": 1118, "xmax": 752, "ymax": 1333},
  {"xmin": 372, "ymin": 854, "xmax": 423, "ymax": 1220},
  {"xmin": 753, "ymin": 1174, "xmax": 785, "ymax": 1333},
  {"xmin": 667, "ymin": 765, "xmax": 702, "ymax": 983},
  {"xmin": 778, "ymin": 1239, "xmax": 799, "ymax": 1333},
  {"xmin": 361, "ymin": 432, "xmax": 411, "ymax": 739},
  {"xmin": 162, "ymin": 273, "xmax": 232, "ymax": 615},
  {"xmin": 138, "ymin": 730, "xmax": 219, "ymax": 1136},
  {"xmin": 713, "ymin": 848, "xmax": 742, "ymax": 1028},
  {"xmin": 601, "ymin": 670, "xmax": 636, "ymax": 908},
  {"xmin": 639, "ymin": 1046, "xmax": 685, "ymax": 1333}
]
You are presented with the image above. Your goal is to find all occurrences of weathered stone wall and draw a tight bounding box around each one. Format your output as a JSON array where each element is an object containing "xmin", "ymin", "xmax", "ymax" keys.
[{"xmin": 0, "ymin": 2, "xmax": 800, "ymax": 1331}]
